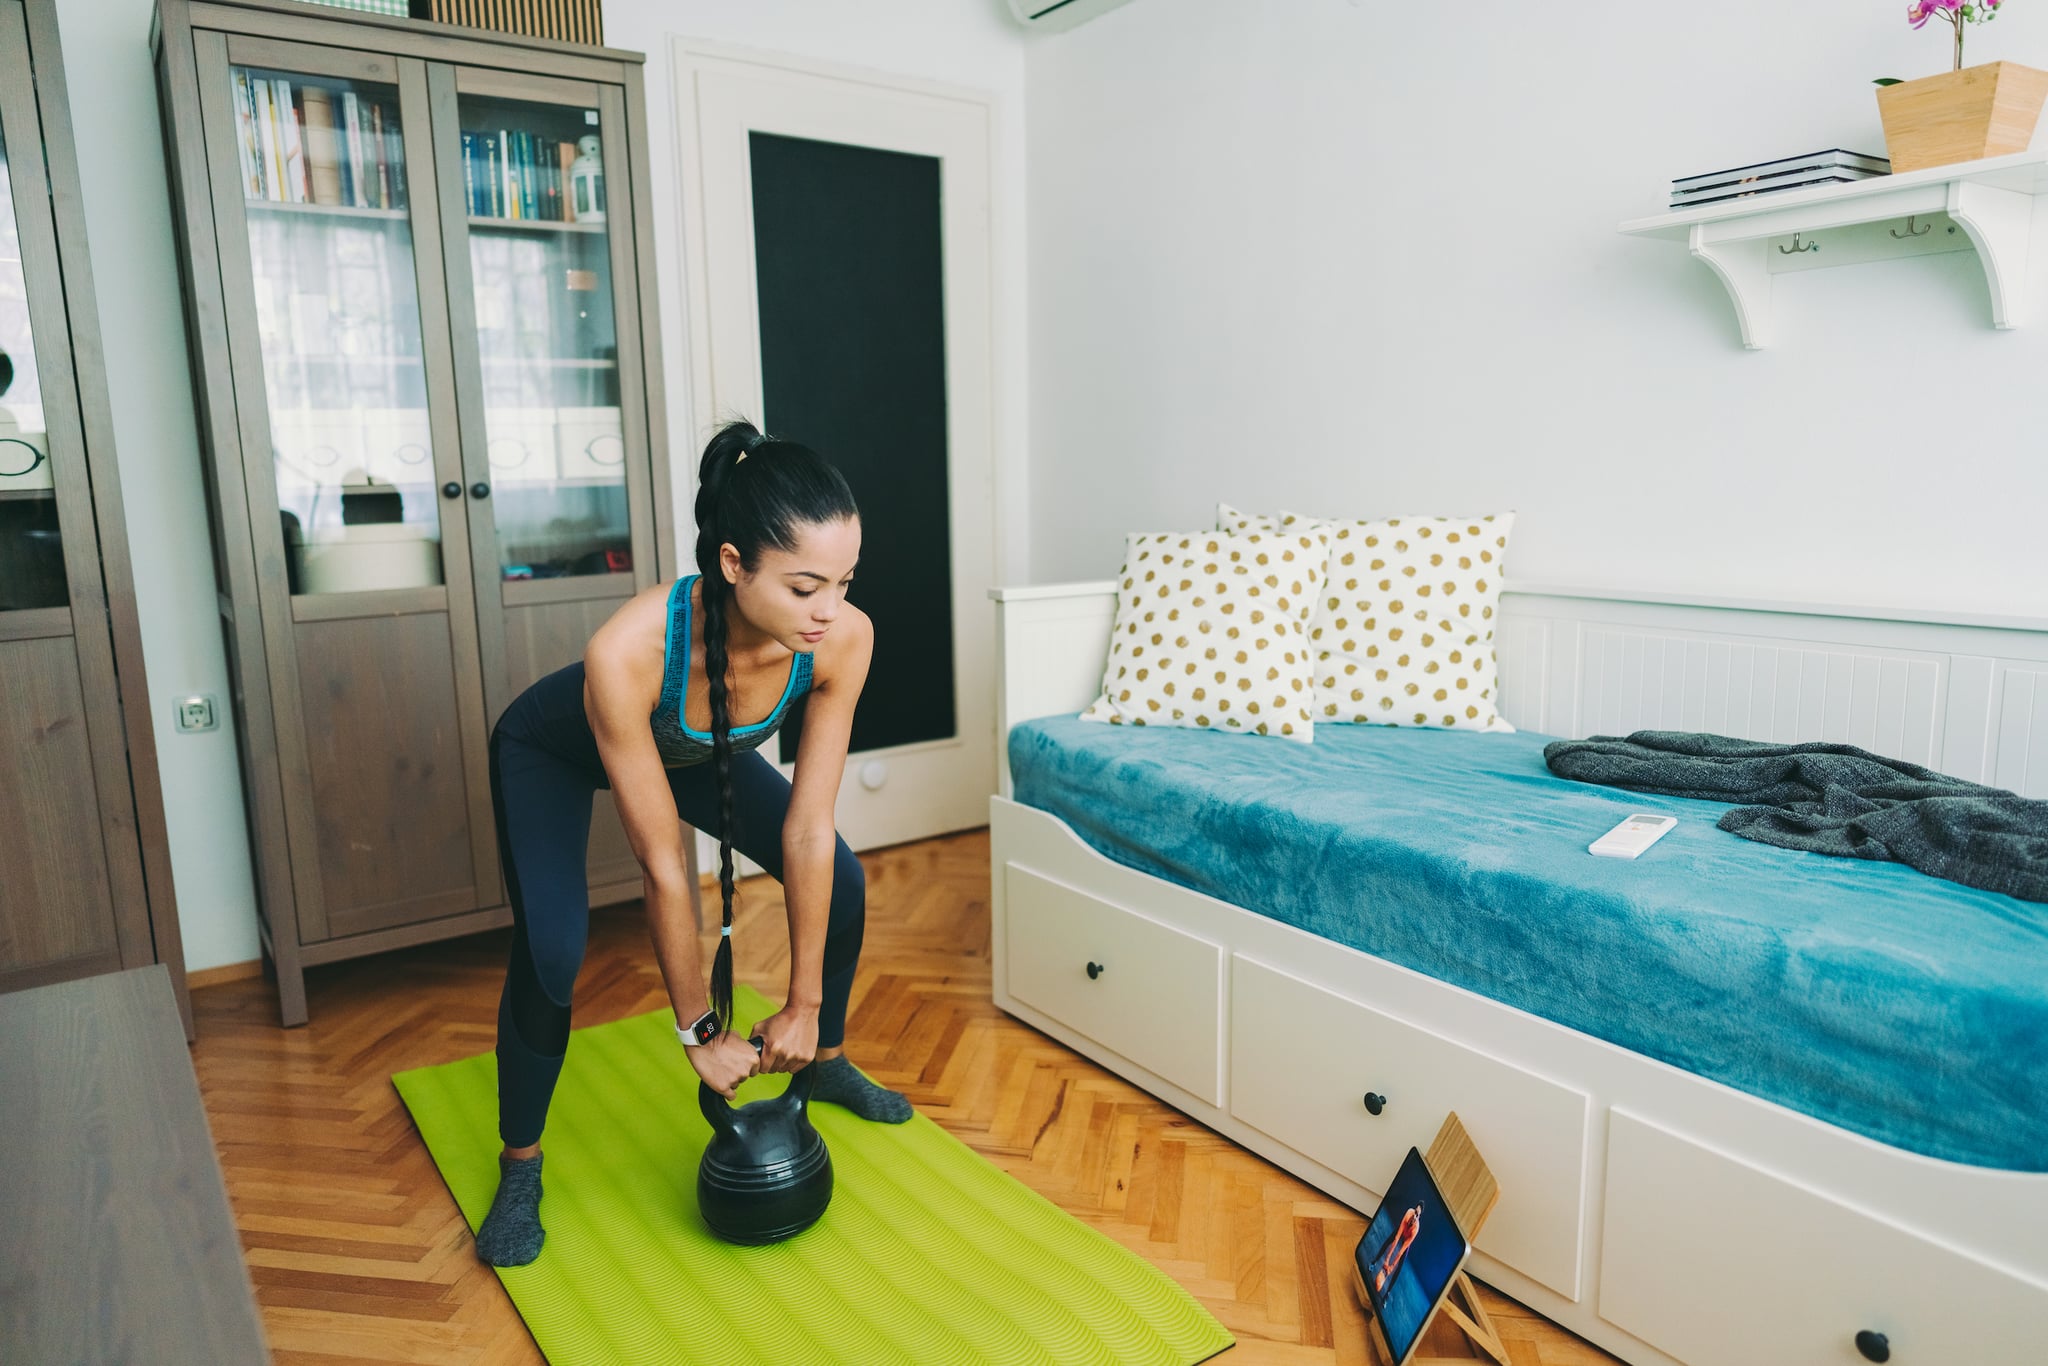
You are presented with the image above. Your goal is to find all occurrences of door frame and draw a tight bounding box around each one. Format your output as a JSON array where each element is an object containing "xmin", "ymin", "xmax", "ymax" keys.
[{"xmin": 669, "ymin": 38, "xmax": 1003, "ymax": 853}]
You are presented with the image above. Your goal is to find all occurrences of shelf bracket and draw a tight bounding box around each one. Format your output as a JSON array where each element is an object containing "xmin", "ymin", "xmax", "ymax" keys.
[
  {"xmin": 1687, "ymin": 223, "xmax": 1771, "ymax": 349},
  {"xmin": 1946, "ymin": 179, "xmax": 2033, "ymax": 329}
]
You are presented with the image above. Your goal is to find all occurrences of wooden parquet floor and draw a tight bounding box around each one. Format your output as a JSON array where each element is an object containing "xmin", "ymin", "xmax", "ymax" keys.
[{"xmin": 190, "ymin": 828, "xmax": 1622, "ymax": 1366}]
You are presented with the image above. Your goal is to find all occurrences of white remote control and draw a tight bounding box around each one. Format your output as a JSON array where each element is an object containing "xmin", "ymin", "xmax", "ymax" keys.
[{"xmin": 1589, "ymin": 813, "xmax": 1678, "ymax": 859}]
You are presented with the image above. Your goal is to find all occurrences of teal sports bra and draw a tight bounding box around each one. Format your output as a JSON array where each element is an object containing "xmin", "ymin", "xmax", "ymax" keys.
[{"xmin": 650, "ymin": 575, "xmax": 814, "ymax": 768}]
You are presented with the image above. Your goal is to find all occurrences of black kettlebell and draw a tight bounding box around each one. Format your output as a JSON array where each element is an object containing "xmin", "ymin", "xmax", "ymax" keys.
[{"xmin": 697, "ymin": 1041, "xmax": 833, "ymax": 1245}]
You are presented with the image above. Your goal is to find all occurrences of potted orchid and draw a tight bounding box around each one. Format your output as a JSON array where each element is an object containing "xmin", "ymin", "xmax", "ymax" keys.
[{"xmin": 1875, "ymin": 0, "xmax": 2048, "ymax": 171}]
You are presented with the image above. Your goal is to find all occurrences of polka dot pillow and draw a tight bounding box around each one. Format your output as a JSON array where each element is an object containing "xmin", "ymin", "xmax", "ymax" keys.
[
  {"xmin": 1081, "ymin": 528, "xmax": 1329, "ymax": 742},
  {"xmin": 1216, "ymin": 502, "xmax": 1321, "ymax": 536},
  {"xmin": 1219, "ymin": 505, "xmax": 1517, "ymax": 733}
]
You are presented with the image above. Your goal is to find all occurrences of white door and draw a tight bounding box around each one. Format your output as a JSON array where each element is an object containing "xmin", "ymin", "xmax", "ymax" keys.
[{"xmin": 673, "ymin": 43, "xmax": 997, "ymax": 855}]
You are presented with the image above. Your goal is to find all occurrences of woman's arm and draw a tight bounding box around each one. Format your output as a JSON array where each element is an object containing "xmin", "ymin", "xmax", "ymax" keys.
[
  {"xmin": 752, "ymin": 610, "xmax": 872, "ymax": 1072},
  {"xmin": 583, "ymin": 601, "xmax": 757, "ymax": 1097}
]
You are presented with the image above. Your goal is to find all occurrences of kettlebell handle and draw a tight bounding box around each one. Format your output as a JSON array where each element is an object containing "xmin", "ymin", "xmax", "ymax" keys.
[
  {"xmin": 749, "ymin": 1036, "xmax": 819, "ymax": 1113},
  {"xmin": 699, "ymin": 1038, "xmax": 817, "ymax": 1129},
  {"xmin": 695, "ymin": 1036, "xmax": 767, "ymax": 1132},
  {"xmin": 784, "ymin": 1060, "xmax": 816, "ymax": 1109}
]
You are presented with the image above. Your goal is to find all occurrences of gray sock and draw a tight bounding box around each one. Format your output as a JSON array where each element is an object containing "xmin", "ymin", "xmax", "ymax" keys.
[
  {"xmin": 808, "ymin": 1055, "xmax": 913, "ymax": 1124},
  {"xmin": 475, "ymin": 1153, "xmax": 546, "ymax": 1267}
]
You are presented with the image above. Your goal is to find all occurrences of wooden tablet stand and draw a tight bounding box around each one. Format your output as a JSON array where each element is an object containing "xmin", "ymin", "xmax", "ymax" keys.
[{"xmin": 1352, "ymin": 1111, "xmax": 1510, "ymax": 1366}]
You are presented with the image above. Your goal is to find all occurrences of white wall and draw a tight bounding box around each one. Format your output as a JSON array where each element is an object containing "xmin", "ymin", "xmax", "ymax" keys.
[
  {"xmin": 1025, "ymin": 0, "xmax": 2048, "ymax": 618},
  {"xmin": 600, "ymin": 0, "xmax": 1032, "ymax": 583},
  {"xmin": 55, "ymin": 0, "xmax": 261, "ymax": 973},
  {"xmin": 65, "ymin": 0, "xmax": 2042, "ymax": 970}
]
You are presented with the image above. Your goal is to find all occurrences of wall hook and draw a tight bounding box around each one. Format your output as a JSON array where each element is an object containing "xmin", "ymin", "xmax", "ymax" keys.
[
  {"xmin": 1891, "ymin": 215, "xmax": 1933, "ymax": 238},
  {"xmin": 1778, "ymin": 232, "xmax": 1820, "ymax": 255}
]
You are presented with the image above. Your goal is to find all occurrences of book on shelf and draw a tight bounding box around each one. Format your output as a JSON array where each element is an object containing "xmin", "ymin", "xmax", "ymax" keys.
[
  {"xmin": 1673, "ymin": 149, "xmax": 1890, "ymax": 195},
  {"xmin": 1669, "ymin": 169, "xmax": 1888, "ymax": 210},
  {"xmin": 511, "ymin": 130, "xmax": 526, "ymax": 219},
  {"xmin": 268, "ymin": 80, "xmax": 293, "ymax": 199},
  {"xmin": 503, "ymin": 130, "xmax": 521, "ymax": 219},
  {"xmin": 231, "ymin": 72, "xmax": 259, "ymax": 196},
  {"xmin": 275, "ymin": 79, "xmax": 308, "ymax": 203},
  {"xmin": 528, "ymin": 133, "xmax": 544, "ymax": 222},
  {"xmin": 387, "ymin": 116, "xmax": 407, "ymax": 204},
  {"xmin": 461, "ymin": 132, "xmax": 478, "ymax": 216},
  {"xmin": 342, "ymin": 92, "xmax": 364, "ymax": 207},
  {"xmin": 371, "ymin": 104, "xmax": 391, "ymax": 209},
  {"xmin": 303, "ymin": 85, "xmax": 342, "ymax": 204},
  {"xmin": 251, "ymin": 76, "xmax": 281, "ymax": 200}
]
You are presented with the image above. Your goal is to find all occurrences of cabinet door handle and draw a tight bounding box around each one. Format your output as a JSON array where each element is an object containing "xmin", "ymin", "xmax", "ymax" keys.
[
  {"xmin": 1363, "ymin": 1092, "xmax": 1387, "ymax": 1116},
  {"xmin": 1085, "ymin": 961, "xmax": 1104, "ymax": 980},
  {"xmin": 442, "ymin": 481, "xmax": 462, "ymax": 499},
  {"xmin": 1854, "ymin": 1330, "xmax": 1890, "ymax": 1363},
  {"xmin": 471, "ymin": 481, "xmax": 492, "ymax": 500}
]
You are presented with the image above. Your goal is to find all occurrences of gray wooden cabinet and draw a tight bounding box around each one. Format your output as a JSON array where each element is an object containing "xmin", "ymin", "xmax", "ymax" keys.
[
  {"xmin": 0, "ymin": 0, "xmax": 190, "ymax": 1033},
  {"xmin": 154, "ymin": 0, "xmax": 681, "ymax": 1025}
]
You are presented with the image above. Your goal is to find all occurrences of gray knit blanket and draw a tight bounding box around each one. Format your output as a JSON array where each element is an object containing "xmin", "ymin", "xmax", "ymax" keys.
[{"xmin": 1542, "ymin": 731, "xmax": 2048, "ymax": 904}]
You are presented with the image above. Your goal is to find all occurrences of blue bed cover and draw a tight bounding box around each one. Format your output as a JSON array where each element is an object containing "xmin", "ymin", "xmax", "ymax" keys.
[{"xmin": 1009, "ymin": 715, "xmax": 2048, "ymax": 1171}]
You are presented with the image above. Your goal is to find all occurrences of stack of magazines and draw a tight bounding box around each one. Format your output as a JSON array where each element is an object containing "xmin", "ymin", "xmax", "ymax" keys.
[{"xmin": 1670, "ymin": 150, "xmax": 1890, "ymax": 210}]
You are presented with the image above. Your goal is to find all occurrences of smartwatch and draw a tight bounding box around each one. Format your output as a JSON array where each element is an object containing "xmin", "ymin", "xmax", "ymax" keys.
[{"xmin": 676, "ymin": 1008, "xmax": 721, "ymax": 1047}]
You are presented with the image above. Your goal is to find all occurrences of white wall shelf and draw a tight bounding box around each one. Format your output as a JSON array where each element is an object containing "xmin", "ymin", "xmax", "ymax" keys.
[{"xmin": 1620, "ymin": 149, "xmax": 2048, "ymax": 348}]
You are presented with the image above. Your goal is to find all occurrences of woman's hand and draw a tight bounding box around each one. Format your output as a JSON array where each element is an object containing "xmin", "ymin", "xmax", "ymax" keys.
[
  {"xmin": 750, "ymin": 1005, "xmax": 820, "ymax": 1074},
  {"xmin": 687, "ymin": 1030, "xmax": 761, "ymax": 1100}
]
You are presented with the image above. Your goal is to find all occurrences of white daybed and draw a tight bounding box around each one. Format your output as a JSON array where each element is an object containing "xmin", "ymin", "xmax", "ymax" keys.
[{"xmin": 988, "ymin": 579, "xmax": 2048, "ymax": 1366}]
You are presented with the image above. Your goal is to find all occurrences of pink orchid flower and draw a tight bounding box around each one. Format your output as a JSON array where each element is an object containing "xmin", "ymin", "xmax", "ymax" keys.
[{"xmin": 1900, "ymin": 0, "xmax": 2002, "ymax": 70}]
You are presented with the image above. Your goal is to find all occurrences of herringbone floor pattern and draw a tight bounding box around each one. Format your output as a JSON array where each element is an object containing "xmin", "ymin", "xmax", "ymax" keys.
[{"xmin": 190, "ymin": 829, "xmax": 1621, "ymax": 1366}]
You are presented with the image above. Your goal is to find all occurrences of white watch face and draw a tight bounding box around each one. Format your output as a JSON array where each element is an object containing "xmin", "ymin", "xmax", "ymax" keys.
[{"xmin": 683, "ymin": 1011, "xmax": 720, "ymax": 1046}]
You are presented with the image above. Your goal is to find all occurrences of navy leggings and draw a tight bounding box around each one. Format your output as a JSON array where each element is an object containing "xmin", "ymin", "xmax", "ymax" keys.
[{"xmin": 489, "ymin": 662, "xmax": 868, "ymax": 1148}]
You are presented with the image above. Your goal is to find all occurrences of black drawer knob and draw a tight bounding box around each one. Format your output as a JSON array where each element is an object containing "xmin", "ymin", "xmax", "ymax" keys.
[
  {"xmin": 1855, "ymin": 1330, "xmax": 1890, "ymax": 1363},
  {"xmin": 442, "ymin": 481, "xmax": 462, "ymax": 499},
  {"xmin": 1363, "ymin": 1092, "xmax": 1387, "ymax": 1116},
  {"xmin": 1085, "ymin": 961, "xmax": 1104, "ymax": 980},
  {"xmin": 471, "ymin": 481, "xmax": 492, "ymax": 499}
]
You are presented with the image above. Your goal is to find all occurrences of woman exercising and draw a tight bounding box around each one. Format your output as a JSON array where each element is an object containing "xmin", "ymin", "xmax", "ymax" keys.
[{"xmin": 474, "ymin": 420, "xmax": 911, "ymax": 1267}]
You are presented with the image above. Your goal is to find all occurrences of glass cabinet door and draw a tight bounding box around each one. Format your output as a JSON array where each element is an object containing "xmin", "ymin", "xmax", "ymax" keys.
[
  {"xmin": 431, "ymin": 67, "xmax": 650, "ymax": 888},
  {"xmin": 195, "ymin": 34, "xmax": 502, "ymax": 943},
  {"xmin": 444, "ymin": 77, "xmax": 634, "ymax": 585},
  {"xmin": 224, "ymin": 51, "xmax": 450, "ymax": 597},
  {"xmin": 0, "ymin": 86, "xmax": 67, "ymax": 613}
]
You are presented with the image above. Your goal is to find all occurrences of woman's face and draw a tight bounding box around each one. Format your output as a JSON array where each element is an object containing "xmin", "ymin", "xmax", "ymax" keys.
[{"xmin": 724, "ymin": 516, "xmax": 861, "ymax": 651}]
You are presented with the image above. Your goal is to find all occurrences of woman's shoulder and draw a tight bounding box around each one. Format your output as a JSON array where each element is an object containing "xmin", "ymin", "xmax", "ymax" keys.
[
  {"xmin": 808, "ymin": 602, "xmax": 873, "ymax": 692},
  {"xmin": 584, "ymin": 580, "xmax": 681, "ymax": 690}
]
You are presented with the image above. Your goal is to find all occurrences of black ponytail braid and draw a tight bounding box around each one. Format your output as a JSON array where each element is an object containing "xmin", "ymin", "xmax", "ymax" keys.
[{"xmin": 691, "ymin": 419, "xmax": 858, "ymax": 1034}]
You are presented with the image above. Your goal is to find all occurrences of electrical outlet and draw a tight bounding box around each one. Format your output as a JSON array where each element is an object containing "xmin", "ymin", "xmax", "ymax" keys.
[{"xmin": 174, "ymin": 694, "xmax": 218, "ymax": 733}]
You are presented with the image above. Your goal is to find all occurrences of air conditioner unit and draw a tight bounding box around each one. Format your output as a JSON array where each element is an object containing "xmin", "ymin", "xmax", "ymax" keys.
[{"xmin": 1006, "ymin": 0, "xmax": 1140, "ymax": 34}]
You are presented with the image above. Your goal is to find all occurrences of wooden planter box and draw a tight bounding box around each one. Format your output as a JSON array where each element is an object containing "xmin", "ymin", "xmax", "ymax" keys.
[
  {"xmin": 409, "ymin": 0, "xmax": 602, "ymax": 46},
  {"xmin": 1877, "ymin": 60, "xmax": 2048, "ymax": 173}
]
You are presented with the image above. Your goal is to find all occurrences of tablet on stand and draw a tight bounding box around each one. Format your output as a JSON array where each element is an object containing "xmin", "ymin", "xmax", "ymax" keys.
[{"xmin": 1351, "ymin": 1112, "xmax": 1509, "ymax": 1366}]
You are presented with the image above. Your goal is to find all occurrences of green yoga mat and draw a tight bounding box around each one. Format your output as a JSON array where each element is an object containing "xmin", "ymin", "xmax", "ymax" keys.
[{"xmin": 393, "ymin": 985, "xmax": 1233, "ymax": 1365}]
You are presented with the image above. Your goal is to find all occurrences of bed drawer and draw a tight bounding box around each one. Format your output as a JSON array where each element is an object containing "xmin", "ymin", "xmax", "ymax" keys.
[
  {"xmin": 1003, "ymin": 864, "xmax": 1225, "ymax": 1105},
  {"xmin": 1229, "ymin": 954, "xmax": 1590, "ymax": 1301},
  {"xmin": 1600, "ymin": 1110, "xmax": 2048, "ymax": 1366}
]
